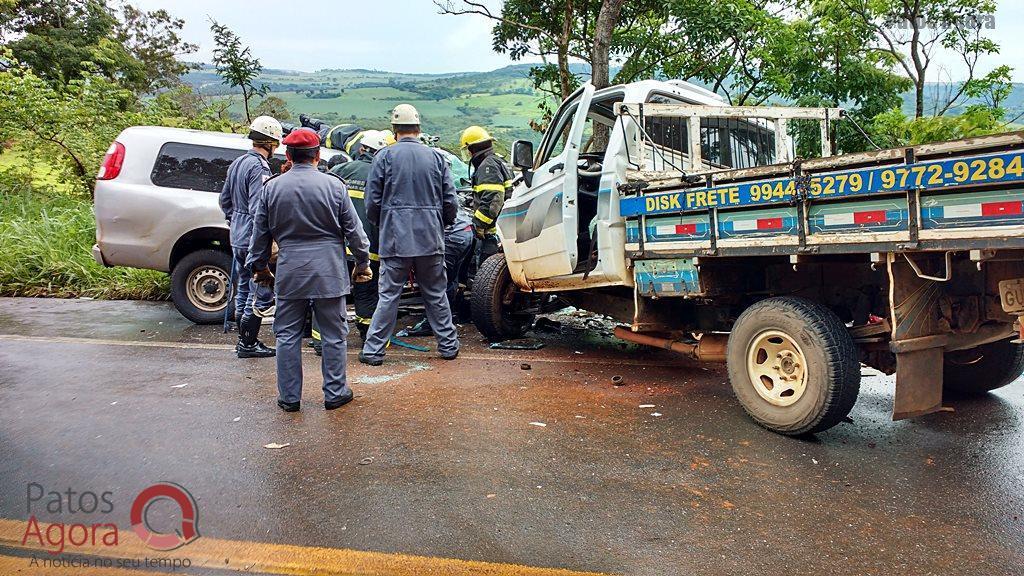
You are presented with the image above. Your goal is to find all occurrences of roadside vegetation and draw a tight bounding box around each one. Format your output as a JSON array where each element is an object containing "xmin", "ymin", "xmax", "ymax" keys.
[{"xmin": 0, "ymin": 162, "xmax": 169, "ymax": 299}]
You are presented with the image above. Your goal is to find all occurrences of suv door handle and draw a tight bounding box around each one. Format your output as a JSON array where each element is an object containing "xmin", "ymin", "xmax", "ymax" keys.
[{"xmin": 549, "ymin": 163, "xmax": 564, "ymax": 174}]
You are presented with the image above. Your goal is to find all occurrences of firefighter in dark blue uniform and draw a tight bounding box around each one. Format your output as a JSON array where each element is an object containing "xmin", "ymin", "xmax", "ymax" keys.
[
  {"xmin": 219, "ymin": 115, "xmax": 282, "ymax": 358},
  {"xmin": 247, "ymin": 128, "xmax": 371, "ymax": 412}
]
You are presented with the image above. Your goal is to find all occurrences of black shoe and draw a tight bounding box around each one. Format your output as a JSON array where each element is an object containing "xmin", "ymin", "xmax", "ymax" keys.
[
  {"xmin": 277, "ymin": 399, "xmax": 300, "ymax": 412},
  {"xmin": 439, "ymin": 350, "xmax": 459, "ymax": 361},
  {"xmin": 324, "ymin": 389, "xmax": 354, "ymax": 410},
  {"xmin": 358, "ymin": 351, "xmax": 383, "ymax": 366},
  {"xmin": 237, "ymin": 339, "xmax": 276, "ymax": 358}
]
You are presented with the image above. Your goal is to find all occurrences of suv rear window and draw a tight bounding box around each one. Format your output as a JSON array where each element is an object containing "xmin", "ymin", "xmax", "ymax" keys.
[{"xmin": 150, "ymin": 142, "xmax": 246, "ymax": 192}]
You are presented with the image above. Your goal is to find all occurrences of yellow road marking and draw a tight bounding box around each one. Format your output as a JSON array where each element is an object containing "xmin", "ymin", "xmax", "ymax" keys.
[
  {"xmin": 0, "ymin": 334, "xmax": 688, "ymax": 368},
  {"xmin": 0, "ymin": 519, "xmax": 609, "ymax": 576}
]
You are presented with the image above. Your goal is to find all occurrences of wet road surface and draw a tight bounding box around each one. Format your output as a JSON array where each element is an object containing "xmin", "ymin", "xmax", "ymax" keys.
[{"xmin": 0, "ymin": 297, "xmax": 1022, "ymax": 575}]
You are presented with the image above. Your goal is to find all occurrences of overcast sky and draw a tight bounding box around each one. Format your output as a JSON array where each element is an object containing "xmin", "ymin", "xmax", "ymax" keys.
[{"xmin": 131, "ymin": 0, "xmax": 1024, "ymax": 81}]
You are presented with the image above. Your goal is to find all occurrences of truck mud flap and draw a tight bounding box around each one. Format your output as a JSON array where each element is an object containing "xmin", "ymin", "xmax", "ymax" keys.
[
  {"xmin": 893, "ymin": 348, "xmax": 944, "ymax": 419},
  {"xmin": 888, "ymin": 253, "xmax": 947, "ymax": 420}
]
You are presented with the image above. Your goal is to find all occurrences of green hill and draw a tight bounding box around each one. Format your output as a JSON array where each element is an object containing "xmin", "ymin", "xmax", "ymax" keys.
[{"xmin": 182, "ymin": 63, "xmax": 1024, "ymax": 151}]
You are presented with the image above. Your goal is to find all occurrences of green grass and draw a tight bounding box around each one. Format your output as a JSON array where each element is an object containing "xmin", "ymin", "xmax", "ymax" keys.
[{"xmin": 0, "ymin": 158, "xmax": 170, "ymax": 300}]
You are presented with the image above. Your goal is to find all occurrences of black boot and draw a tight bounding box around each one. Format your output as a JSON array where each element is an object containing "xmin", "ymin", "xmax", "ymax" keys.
[
  {"xmin": 324, "ymin": 388, "xmax": 354, "ymax": 410},
  {"xmin": 237, "ymin": 312, "xmax": 275, "ymax": 358}
]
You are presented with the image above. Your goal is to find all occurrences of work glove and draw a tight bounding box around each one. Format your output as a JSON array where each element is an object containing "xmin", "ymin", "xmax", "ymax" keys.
[
  {"xmin": 253, "ymin": 267, "xmax": 275, "ymax": 288},
  {"xmin": 352, "ymin": 263, "xmax": 374, "ymax": 284},
  {"xmin": 269, "ymin": 242, "xmax": 279, "ymax": 265}
]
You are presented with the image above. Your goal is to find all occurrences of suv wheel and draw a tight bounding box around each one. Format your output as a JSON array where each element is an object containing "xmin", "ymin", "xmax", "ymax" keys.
[{"xmin": 170, "ymin": 249, "xmax": 233, "ymax": 324}]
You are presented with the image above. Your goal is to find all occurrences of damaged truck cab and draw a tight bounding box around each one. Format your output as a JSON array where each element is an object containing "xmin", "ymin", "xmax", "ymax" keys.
[{"xmin": 471, "ymin": 79, "xmax": 1024, "ymax": 436}]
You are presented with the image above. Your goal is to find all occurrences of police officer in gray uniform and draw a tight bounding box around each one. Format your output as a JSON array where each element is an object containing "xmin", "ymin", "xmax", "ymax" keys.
[
  {"xmin": 219, "ymin": 115, "xmax": 282, "ymax": 358},
  {"xmin": 359, "ymin": 104, "xmax": 460, "ymax": 365},
  {"xmin": 248, "ymin": 128, "xmax": 371, "ymax": 412}
]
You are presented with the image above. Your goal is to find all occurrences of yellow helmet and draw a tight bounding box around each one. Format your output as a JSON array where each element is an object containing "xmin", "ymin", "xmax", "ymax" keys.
[
  {"xmin": 459, "ymin": 126, "xmax": 493, "ymax": 149},
  {"xmin": 382, "ymin": 130, "xmax": 397, "ymax": 146}
]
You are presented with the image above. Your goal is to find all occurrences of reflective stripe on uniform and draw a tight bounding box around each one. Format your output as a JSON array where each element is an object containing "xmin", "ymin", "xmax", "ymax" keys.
[
  {"xmin": 473, "ymin": 183, "xmax": 505, "ymax": 193},
  {"xmin": 311, "ymin": 328, "xmax": 321, "ymax": 340},
  {"xmin": 349, "ymin": 188, "xmax": 365, "ymax": 199},
  {"xmin": 354, "ymin": 315, "xmax": 372, "ymax": 326},
  {"xmin": 345, "ymin": 247, "xmax": 380, "ymax": 261},
  {"xmin": 503, "ymin": 179, "xmax": 515, "ymax": 187},
  {"xmin": 474, "ymin": 210, "xmax": 494, "ymax": 225},
  {"xmin": 345, "ymin": 131, "xmax": 367, "ymax": 155}
]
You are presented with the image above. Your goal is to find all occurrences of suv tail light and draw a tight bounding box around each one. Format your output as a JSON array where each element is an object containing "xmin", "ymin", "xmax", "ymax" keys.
[{"xmin": 97, "ymin": 141, "xmax": 125, "ymax": 180}]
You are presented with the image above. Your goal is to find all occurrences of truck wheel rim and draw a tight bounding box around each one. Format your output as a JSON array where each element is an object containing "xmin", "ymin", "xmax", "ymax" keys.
[
  {"xmin": 746, "ymin": 329, "xmax": 807, "ymax": 407},
  {"xmin": 186, "ymin": 266, "xmax": 229, "ymax": 312}
]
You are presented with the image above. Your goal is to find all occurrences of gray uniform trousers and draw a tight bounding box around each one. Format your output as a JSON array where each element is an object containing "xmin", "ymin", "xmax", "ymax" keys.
[
  {"xmin": 274, "ymin": 296, "xmax": 350, "ymax": 404},
  {"xmin": 363, "ymin": 255, "xmax": 459, "ymax": 359}
]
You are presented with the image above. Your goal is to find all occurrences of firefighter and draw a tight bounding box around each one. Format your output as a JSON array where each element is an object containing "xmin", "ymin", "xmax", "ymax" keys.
[
  {"xmin": 460, "ymin": 125, "xmax": 513, "ymax": 264},
  {"xmin": 219, "ymin": 115, "xmax": 281, "ymax": 359},
  {"xmin": 359, "ymin": 104, "xmax": 460, "ymax": 365},
  {"xmin": 247, "ymin": 128, "xmax": 371, "ymax": 412}
]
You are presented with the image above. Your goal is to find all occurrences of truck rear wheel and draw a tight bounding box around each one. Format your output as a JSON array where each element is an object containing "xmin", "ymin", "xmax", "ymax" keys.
[
  {"xmin": 471, "ymin": 254, "xmax": 534, "ymax": 341},
  {"xmin": 727, "ymin": 296, "xmax": 860, "ymax": 436},
  {"xmin": 170, "ymin": 249, "xmax": 233, "ymax": 324},
  {"xmin": 943, "ymin": 338, "xmax": 1024, "ymax": 396}
]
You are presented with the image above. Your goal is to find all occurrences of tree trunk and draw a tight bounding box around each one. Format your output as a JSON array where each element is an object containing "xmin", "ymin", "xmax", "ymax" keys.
[
  {"xmin": 590, "ymin": 0, "xmax": 626, "ymax": 151},
  {"xmin": 242, "ymin": 85, "xmax": 252, "ymax": 124},
  {"xmin": 590, "ymin": 0, "xmax": 626, "ymax": 91}
]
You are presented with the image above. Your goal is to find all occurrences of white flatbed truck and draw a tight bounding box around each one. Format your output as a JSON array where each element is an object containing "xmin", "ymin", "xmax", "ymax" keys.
[{"xmin": 471, "ymin": 80, "xmax": 1024, "ymax": 435}]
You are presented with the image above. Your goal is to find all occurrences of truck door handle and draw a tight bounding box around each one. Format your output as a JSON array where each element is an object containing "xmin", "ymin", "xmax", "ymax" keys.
[{"xmin": 549, "ymin": 163, "xmax": 564, "ymax": 174}]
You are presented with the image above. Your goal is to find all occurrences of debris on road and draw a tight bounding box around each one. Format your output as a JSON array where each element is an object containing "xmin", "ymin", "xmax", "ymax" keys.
[
  {"xmin": 639, "ymin": 404, "xmax": 655, "ymax": 408},
  {"xmin": 521, "ymin": 363, "xmax": 531, "ymax": 370},
  {"xmin": 611, "ymin": 375, "xmax": 624, "ymax": 386},
  {"xmin": 529, "ymin": 421, "xmax": 547, "ymax": 427},
  {"xmin": 389, "ymin": 336, "xmax": 430, "ymax": 352},
  {"xmin": 532, "ymin": 318, "xmax": 562, "ymax": 333},
  {"xmin": 232, "ymin": 416, "xmax": 241, "ymax": 422},
  {"xmin": 489, "ymin": 338, "xmax": 545, "ymax": 350},
  {"xmin": 651, "ymin": 412, "xmax": 662, "ymax": 417},
  {"xmin": 359, "ymin": 457, "xmax": 374, "ymax": 465},
  {"xmin": 170, "ymin": 383, "xmax": 189, "ymax": 388},
  {"xmin": 263, "ymin": 442, "xmax": 290, "ymax": 449}
]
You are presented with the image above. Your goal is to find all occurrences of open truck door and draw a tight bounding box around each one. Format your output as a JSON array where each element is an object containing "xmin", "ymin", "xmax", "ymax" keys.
[{"xmin": 498, "ymin": 84, "xmax": 596, "ymax": 287}]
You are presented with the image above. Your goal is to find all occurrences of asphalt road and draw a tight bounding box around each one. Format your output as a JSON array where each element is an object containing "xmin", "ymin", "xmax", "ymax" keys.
[{"xmin": 0, "ymin": 297, "xmax": 1022, "ymax": 576}]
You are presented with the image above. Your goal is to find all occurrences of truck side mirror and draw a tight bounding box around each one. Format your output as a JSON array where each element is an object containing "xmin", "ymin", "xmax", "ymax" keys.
[{"xmin": 512, "ymin": 140, "xmax": 535, "ymax": 170}]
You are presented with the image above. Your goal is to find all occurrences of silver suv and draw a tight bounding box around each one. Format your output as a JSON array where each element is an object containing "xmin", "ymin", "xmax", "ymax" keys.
[{"xmin": 92, "ymin": 126, "xmax": 345, "ymax": 323}]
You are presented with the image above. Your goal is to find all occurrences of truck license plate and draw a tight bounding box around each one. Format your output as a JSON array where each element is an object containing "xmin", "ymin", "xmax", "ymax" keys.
[{"xmin": 999, "ymin": 278, "xmax": 1024, "ymax": 314}]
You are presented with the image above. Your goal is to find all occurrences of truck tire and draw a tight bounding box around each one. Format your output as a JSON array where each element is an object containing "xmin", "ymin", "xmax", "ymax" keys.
[
  {"xmin": 471, "ymin": 254, "xmax": 534, "ymax": 341},
  {"xmin": 943, "ymin": 338, "xmax": 1024, "ymax": 396},
  {"xmin": 727, "ymin": 296, "xmax": 860, "ymax": 436},
  {"xmin": 170, "ymin": 249, "xmax": 233, "ymax": 324}
]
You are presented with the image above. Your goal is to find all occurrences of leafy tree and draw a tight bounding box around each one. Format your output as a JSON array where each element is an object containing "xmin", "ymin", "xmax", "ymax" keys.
[
  {"xmin": 840, "ymin": 0, "xmax": 1002, "ymax": 117},
  {"xmin": 0, "ymin": 0, "xmax": 195, "ymax": 93},
  {"xmin": 0, "ymin": 0, "xmax": 116, "ymax": 86},
  {"xmin": 111, "ymin": 4, "xmax": 198, "ymax": 93},
  {"xmin": 252, "ymin": 96, "xmax": 292, "ymax": 121},
  {"xmin": 209, "ymin": 18, "xmax": 267, "ymax": 123}
]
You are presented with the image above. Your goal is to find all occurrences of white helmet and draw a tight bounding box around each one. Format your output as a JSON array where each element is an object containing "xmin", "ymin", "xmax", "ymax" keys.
[
  {"xmin": 390, "ymin": 104, "xmax": 420, "ymax": 125},
  {"xmin": 249, "ymin": 115, "xmax": 283, "ymax": 142},
  {"xmin": 358, "ymin": 130, "xmax": 389, "ymax": 152}
]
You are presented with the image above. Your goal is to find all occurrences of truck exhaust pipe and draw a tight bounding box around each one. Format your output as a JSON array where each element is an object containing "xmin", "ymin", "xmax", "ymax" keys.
[{"xmin": 613, "ymin": 327, "xmax": 727, "ymax": 362}]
